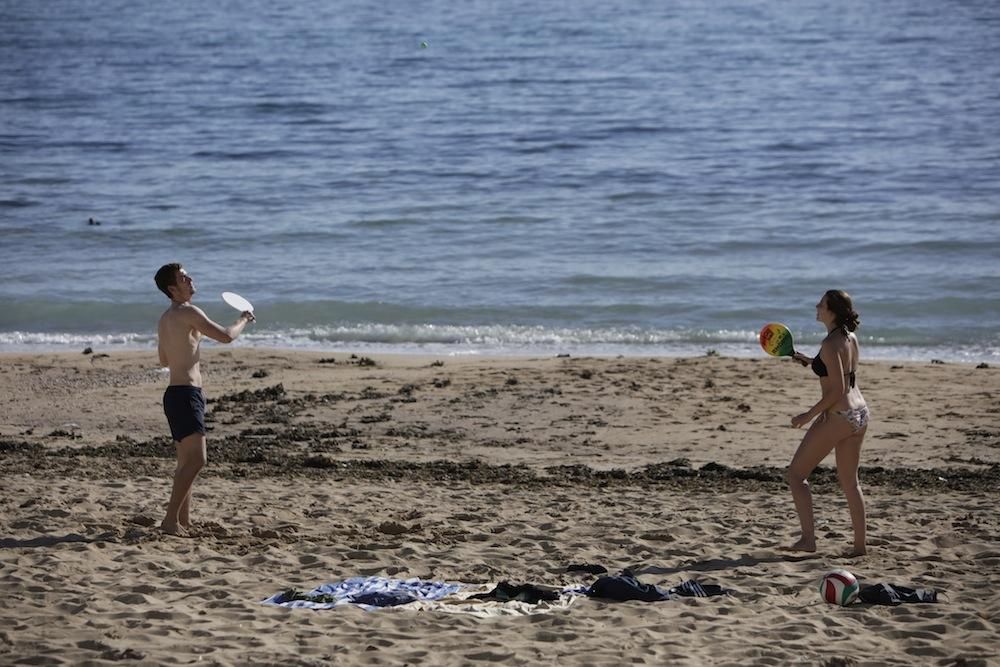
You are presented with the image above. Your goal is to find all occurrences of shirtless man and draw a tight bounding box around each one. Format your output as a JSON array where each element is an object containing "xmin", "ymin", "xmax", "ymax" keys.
[{"xmin": 154, "ymin": 263, "xmax": 255, "ymax": 536}]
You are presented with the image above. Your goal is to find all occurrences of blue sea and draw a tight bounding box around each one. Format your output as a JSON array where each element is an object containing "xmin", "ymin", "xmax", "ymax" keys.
[{"xmin": 2, "ymin": 0, "xmax": 999, "ymax": 361}]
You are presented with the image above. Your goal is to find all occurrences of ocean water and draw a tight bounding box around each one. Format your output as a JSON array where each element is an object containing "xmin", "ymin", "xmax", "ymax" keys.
[{"xmin": 2, "ymin": 0, "xmax": 999, "ymax": 361}]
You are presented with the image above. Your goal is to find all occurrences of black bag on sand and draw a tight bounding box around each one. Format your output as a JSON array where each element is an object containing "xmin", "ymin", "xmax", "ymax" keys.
[{"xmin": 858, "ymin": 583, "xmax": 938, "ymax": 605}]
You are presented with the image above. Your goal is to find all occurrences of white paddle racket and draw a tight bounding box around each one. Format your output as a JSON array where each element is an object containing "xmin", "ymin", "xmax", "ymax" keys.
[{"xmin": 221, "ymin": 291, "xmax": 254, "ymax": 313}]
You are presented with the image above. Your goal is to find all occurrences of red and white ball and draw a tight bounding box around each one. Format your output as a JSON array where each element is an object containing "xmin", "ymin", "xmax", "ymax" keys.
[{"xmin": 820, "ymin": 569, "xmax": 860, "ymax": 606}]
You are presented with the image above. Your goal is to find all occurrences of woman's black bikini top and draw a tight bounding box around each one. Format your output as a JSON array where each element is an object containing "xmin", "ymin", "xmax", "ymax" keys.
[{"xmin": 812, "ymin": 354, "xmax": 857, "ymax": 388}]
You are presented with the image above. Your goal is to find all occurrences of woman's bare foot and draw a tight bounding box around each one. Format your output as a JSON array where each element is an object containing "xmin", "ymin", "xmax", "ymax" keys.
[
  {"xmin": 848, "ymin": 545, "xmax": 867, "ymax": 557},
  {"xmin": 160, "ymin": 520, "xmax": 192, "ymax": 537},
  {"xmin": 785, "ymin": 537, "xmax": 816, "ymax": 552}
]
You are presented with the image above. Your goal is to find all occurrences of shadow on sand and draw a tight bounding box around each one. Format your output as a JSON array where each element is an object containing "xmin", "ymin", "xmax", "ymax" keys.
[
  {"xmin": 634, "ymin": 550, "xmax": 821, "ymax": 577},
  {"xmin": 0, "ymin": 533, "xmax": 97, "ymax": 548}
]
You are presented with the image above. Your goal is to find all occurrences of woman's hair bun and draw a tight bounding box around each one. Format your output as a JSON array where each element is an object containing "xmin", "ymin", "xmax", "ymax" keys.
[{"xmin": 824, "ymin": 289, "xmax": 860, "ymax": 333}]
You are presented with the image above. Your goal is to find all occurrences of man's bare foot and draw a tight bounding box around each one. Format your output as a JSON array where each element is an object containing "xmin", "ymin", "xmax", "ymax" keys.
[
  {"xmin": 847, "ymin": 545, "xmax": 867, "ymax": 557},
  {"xmin": 785, "ymin": 537, "xmax": 816, "ymax": 552},
  {"xmin": 160, "ymin": 520, "xmax": 192, "ymax": 537}
]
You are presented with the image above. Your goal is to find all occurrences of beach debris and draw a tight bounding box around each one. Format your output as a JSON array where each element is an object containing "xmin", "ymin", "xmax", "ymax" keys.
[
  {"xmin": 377, "ymin": 520, "xmax": 411, "ymax": 535},
  {"xmin": 318, "ymin": 357, "xmax": 337, "ymax": 364},
  {"xmin": 358, "ymin": 386, "xmax": 389, "ymax": 400},
  {"xmin": 931, "ymin": 359, "xmax": 945, "ymax": 364},
  {"xmin": 122, "ymin": 527, "xmax": 148, "ymax": 543},
  {"xmin": 216, "ymin": 383, "xmax": 286, "ymax": 403},
  {"xmin": 82, "ymin": 346, "xmax": 93, "ymax": 355},
  {"xmin": 251, "ymin": 369, "xmax": 270, "ymax": 378},
  {"xmin": 102, "ymin": 648, "xmax": 145, "ymax": 661},
  {"xmin": 128, "ymin": 514, "xmax": 157, "ymax": 527},
  {"xmin": 50, "ymin": 423, "xmax": 82, "ymax": 439},
  {"xmin": 976, "ymin": 362, "xmax": 990, "ymax": 369},
  {"xmin": 302, "ymin": 454, "xmax": 338, "ymax": 468}
]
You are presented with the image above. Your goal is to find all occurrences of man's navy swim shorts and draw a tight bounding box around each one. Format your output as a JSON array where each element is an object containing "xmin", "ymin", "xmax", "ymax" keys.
[{"xmin": 163, "ymin": 385, "xmax": 206, "ymax": 442}]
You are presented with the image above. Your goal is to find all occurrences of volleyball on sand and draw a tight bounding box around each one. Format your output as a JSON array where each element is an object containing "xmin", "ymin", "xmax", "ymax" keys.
[{"xmin": 820, "ymin": 569, "xmax": 860, "ymax": 606}]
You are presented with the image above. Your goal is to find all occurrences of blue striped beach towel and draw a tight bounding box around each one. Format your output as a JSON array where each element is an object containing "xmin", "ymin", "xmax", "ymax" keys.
[{"xmin": 262, "ymin": 576, "xmax": 462, "ymax": 611}]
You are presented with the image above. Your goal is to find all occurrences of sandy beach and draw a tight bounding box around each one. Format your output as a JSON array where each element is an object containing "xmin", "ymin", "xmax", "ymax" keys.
[{"xmin": 1, "ymin": 349, "xmax": 997, "ymax": 666}]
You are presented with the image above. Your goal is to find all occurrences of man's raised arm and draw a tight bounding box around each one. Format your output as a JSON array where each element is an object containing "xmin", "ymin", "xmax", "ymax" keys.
[{"xmin": 183, "ymin": 305, "xmax": 254, "ymax": 344}]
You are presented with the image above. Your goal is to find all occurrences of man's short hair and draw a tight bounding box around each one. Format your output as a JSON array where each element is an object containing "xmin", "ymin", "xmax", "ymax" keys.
[{"xmin": 155, "ymin": 263, "xmax": 183, "ymax": 299}]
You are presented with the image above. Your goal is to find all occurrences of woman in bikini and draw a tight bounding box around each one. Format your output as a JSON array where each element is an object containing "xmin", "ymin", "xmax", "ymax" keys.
[{"xmin": 787, "ymin": 290, "xmax": 870, "ymax": 556}]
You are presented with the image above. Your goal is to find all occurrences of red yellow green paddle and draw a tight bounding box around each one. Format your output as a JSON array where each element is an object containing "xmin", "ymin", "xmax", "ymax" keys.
[{"xmin": 759, "ymin": 322, "xmax": 796, "ymax": 357}]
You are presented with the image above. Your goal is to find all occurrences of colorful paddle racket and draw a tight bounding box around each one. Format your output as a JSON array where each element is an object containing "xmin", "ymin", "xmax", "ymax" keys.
[{"xmin": 759, "ymin": 322, "xmax": 796, "ymax": 357}]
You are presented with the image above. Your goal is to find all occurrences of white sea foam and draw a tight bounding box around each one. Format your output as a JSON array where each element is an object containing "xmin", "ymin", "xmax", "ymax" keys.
[{"xmin": 1, "ymin": 326, "xmax": 994, "ymax": 363}]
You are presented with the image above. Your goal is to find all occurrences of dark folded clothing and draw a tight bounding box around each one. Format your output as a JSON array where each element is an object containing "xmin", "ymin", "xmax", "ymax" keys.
[
  {"xmin": 586, "ymin": 572, "xmax": 671, "ymax": 602},
  {"xmin": 668, "ymin": 580, "xmax": 728, "ymax": 598},
  {"xmin": 567, "ymin": 563, "xmax": 608, "ymax": 575},
  {"xmin": 349, "ymin": 591, "xmax": 419, "ymax": 607},
  {"xmin": 469, "ymin": 581, "xmax": 560, "ymax": 604},
  {"xmin": 859, "ymin": 584, "xmax": 937, "ymax": 605}
]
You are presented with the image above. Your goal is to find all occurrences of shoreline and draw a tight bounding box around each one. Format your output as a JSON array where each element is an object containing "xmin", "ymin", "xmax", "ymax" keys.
[{"xmin": 1, "ymin": 340, "xmax": 997, "ymax": 365}]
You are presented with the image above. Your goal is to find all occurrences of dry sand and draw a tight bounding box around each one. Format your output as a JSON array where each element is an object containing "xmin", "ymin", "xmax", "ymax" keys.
[{"xmin": 1, "ymin": 349, "xmax": 998, "ymax": 666}]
